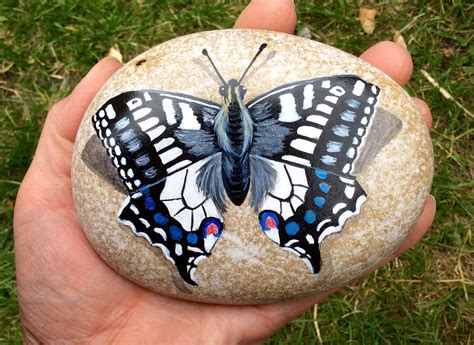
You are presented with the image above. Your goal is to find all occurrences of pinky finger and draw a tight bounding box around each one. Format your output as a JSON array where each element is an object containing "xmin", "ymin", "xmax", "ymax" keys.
[
  {"xmin": 413, "ymin": 97, "xmax": 433, "ymax": 131},
  {"xmin": 390, "ymin": 195, "xmax": 436, "ymax": 260}
]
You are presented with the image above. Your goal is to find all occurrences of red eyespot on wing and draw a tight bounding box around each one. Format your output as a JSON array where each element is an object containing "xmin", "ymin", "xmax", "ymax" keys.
[
  {"xmin": 265, "ymin": 216, "xmax": 277, "ymax": 229},
  {"xmin": 206, "ymin": 223, "xmax": 219, "ymax": 236}
]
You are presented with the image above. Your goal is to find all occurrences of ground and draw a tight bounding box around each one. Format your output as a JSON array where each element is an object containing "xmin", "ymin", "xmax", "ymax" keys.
[{"xmin": 0, "ymin": 1, "xmax": 472, "ymax": 343}]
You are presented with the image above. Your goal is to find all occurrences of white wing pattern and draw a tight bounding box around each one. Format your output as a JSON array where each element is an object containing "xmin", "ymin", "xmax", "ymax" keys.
[{"xmin": 91, "ymin": 75, "xmax": 385, "ymax": 285}]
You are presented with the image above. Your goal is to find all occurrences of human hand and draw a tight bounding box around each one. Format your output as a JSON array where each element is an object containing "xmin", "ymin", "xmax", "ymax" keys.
[{"xmin": 14, "ymin": 0, "xmax": 435, "ymax": 343}]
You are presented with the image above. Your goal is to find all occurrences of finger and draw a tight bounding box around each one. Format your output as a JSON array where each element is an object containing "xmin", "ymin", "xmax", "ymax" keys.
[
  {"xmin": 389, "ymin": 195, "xmax": 436, "ymax": 260},
  {"xmin": 259, "ymin": 288, "xmax": 336, "ymax": 322},
  {"xmin": 234, "ymin": 0, "xmax": 297, "ymax": 34},
  {"xmin": 51, "ymin": 57, "xmax": 122, "ymax": 143},
  {"xmin": 27, "ymin": 57, "xmax": 122, "ymax": 178},
  {"xmin": 360, "ymin": 41, "xmax": 413, "ymax": 86},
  {"xmin": 413, "ymin": 97, "xmax": 432, "ymax": 130},
  {"xmin": 239, "ymin": 288, "xmax": 337, "ymax": 343}
]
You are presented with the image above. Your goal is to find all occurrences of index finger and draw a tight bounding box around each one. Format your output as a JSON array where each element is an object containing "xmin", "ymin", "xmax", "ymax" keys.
[{"xmin": 52, "ymin": 57, "xmax": 123, "ymax": 143}]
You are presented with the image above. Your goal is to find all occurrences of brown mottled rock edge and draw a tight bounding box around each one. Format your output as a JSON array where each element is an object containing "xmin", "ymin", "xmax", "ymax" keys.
[{"xmin": 72, "ymin": 29, "xmax": 433, "ymax": 304}]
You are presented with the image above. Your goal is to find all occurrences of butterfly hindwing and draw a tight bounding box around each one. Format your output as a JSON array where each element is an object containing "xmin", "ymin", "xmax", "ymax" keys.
[
  {"xmin": 256, "ymin": 159, "xmax": 366, "ymax": 272},
  {"xmin": 93, "ymin": 91, "xmax": 224, "ymax": 285},
  {"xmin": 118, "ymin": 157, "xmax": 224, "ymax": 285}
]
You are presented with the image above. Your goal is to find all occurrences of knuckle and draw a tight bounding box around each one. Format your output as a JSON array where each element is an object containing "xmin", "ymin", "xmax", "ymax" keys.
[{"xmin": 48, "ymin": 98, "xmax": 68, "ymax": 117}]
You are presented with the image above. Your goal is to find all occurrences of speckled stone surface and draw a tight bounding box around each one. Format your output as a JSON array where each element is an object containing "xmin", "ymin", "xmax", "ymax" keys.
[{"xmin": 72, "ymin": 29, "xmax": 433, "ymax": 304}]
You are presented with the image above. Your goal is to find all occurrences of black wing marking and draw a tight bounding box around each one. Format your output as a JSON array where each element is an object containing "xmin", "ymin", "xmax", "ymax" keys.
[
  {"xmin": 248, "ymin": 75, "xmax": 380, "ymax": 177},
  {"xmin": 92, "ymin": 91, "xmax": 225, "ymax": 285}
]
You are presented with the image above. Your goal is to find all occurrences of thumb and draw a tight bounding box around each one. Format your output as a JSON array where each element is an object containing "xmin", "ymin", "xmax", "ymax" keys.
[{"xmin": 234, "ymin": 0, "xmax": 297, "ymax": 34}]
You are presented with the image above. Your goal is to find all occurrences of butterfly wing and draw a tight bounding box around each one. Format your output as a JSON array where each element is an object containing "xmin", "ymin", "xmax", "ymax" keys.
[
  {"xmin": 256, "ymin": 160, "xmax": 366, "ymax": 272},
  {"xmin": 117, "ymin": 158, "xmax": 224, "ymax": 286},
  {"xmin": 92, "ymin": 90, "xmax": 224, "ymax": 285},
  {"xmin": 248, "ymin": 75, "xmax": 381, "ymax": 272}
]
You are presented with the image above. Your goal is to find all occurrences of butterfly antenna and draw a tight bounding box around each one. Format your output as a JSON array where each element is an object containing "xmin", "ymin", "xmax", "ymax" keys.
[
  {"xmin": 202, "ymin": 49, "xmax": 227, "ymax": 85},
  {"xmin": 238, "ymin": 43, "xmax": 267, "ymax": 84}
]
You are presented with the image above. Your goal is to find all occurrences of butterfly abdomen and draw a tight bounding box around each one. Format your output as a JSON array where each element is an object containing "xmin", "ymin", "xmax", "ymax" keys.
[
  {"xmin": 220, "ymin": 102, "xmax": 253, "ymax": 205},
  {"xmin": 221, "ymin": 152, "xmax": 250, "ymax": 205}
]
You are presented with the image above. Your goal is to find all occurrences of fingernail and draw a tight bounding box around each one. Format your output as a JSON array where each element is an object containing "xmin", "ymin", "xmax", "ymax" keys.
[{"xmin": 103, "ymin": 56, "xmax": 122, "ymax": 64}]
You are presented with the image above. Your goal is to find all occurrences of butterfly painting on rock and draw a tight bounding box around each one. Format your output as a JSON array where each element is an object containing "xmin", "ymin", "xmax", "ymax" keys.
[{"xmin": 83, "ymin": 44, "xmax": 402, "ymax": 286}]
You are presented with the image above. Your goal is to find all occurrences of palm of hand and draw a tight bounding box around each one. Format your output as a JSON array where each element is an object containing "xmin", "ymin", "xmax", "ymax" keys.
[
  {"xmin": 15, "ymin": 124, "xmax": 316, "ymax": 344},
  {"xmin": 14, "ymin": 1, "xmax": 435, "ymax": 343},
  {"xmin": 15, "ymin": 86, "xmax": 304, "ymax": 344}
]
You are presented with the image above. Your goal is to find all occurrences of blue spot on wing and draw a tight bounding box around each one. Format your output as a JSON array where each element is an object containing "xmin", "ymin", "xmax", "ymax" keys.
[
  {"xmin": 315, "ymin": 169, "xmax": 328, "ymax": 179},
  {"xmin": 346, "ymin": 99, "xmax": 360, "ymax": 109},
  {"xmin": 120, "ymin": 128, "xmax": 135, "ymax": 142},
  {"xmin": 332, "ymin": 124, "xmax": 350, "ymax": 137},
  {"xmin": 135, "ymin": 154, "xmax": 150, "ymax": 166},
  {"xmin": 340, "ymin": 111, "xmax": 356, "ymax": 122},
  {"xmin": 154, "ymin": 213, "xmax": 169, "ymax": 225},
  {"xmin": 285, "ymin": 221, "xmax": 300, "ymax": 235},
  {"xmin": 319, "ymin": 183, "xmax": 330, "ymax": 193},
  {"xmin": 170, "ymin": 226, "xmax": 183, "ymax": 241},
  {"xmin": 145, "ymin": 196, "xmax": 156, "ymax": 210},
  {"xmin": 144, "ymin": 167, "xmax": 158, "ymax": 178},
  {"xmin": 187, "ymin": 232, "xmax": 198, "ymax": 244},
  {"xmin": 126, "ymin": 138, "xmax": 142, "ymax": 153},
  {"xmin": 320, "ymin": 155, "xmax": 337, "ymax": 165},
  {"xmin": 314, "ymin": 197, "xmax": 325, "ymax": 208},
  {"xmin": 140, "ymin": 186, "xmax": 156, "ymax": 211},
  {"xmin": 304, "ymin": 210, "xmax": 317, "ymax": 224},
  {"xmin": 326, "ymin": 141, "xmax": 343, "ymax": 153},
  {"xmin": 114, "ymin": 117, "xmax": 130, "ymax": 130}
]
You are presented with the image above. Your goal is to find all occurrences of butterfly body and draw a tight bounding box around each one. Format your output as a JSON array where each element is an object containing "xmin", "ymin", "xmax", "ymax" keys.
[{"xmin": 214, "ymin": 79, "xmax": 253, "ymax": 206}]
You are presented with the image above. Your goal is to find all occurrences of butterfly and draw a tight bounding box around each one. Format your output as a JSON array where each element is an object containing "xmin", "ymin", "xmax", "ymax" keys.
[{"xmin": 87, "ymin": 44, "xmax": 402, "ymax": 285}]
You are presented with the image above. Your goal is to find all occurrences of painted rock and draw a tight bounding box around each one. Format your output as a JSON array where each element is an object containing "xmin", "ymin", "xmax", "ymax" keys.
[{"xmin": 72, "ymin": 29, "xmax": 433, "ymax": 304}]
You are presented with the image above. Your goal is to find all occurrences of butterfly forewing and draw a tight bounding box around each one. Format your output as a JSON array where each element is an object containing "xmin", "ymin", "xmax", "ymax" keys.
[
  {"xmin": 249, "ymin": 75, "xmax": 380, "ymax": 175},
  {"xmin": 93, "ymin": 91, "xmax": 222, "ymax": 191}
]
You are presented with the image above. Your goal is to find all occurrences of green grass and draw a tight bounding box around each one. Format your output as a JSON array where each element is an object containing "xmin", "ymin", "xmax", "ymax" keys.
[{"xmin": 1, "ymin": 0, "xmax": 472, "ymax": 343}]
